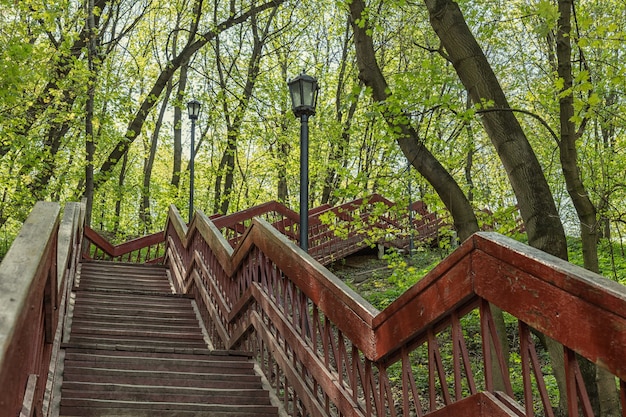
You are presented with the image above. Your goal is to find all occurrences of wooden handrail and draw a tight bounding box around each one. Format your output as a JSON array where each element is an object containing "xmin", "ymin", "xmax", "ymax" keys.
[
  {"xmin": 164, "ymin": 203, "xmax": 626, "ymax": 416},
  {"xmin": 0, "ymin": 203, "xmax": 60, "ymax": 417},
  {"xmin": 82, "ymin": 226, "xmax": 164, "ymax": 263}
]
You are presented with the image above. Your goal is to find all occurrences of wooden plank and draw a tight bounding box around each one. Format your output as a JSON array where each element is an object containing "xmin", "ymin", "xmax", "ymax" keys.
[
  {"xmin": 473, "ymin": 249, "xmax": 626, "ymax": 381},
  {"xmin": 473, "ymin": 232, "xmax": 626, "ymax": 319},
  {"xmin": 423, "ymin": 391, "xmax": 519, "ymax": 417}
]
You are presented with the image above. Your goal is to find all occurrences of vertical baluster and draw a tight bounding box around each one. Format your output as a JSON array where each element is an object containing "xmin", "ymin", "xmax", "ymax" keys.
[
  {"xmin": 401, "ymin": 347, "xmax": 422, "ymax": 417},
  {"xmin": 451, "ymin": 312, "xmax": 463, "ymax": 401},
  {"xmin": 351, "ymin": 345, "xmax": 361, "ymax": 404},
  {"xmin": 519, "ymin": 321, "xmax": 554, "ymax": 417},
  {"xmin": 378, "ymin": 364, "xmax": 396, "ymax": 417},
  {"xmin": 364, "ymin": 360, "xmax": 373, "ymax": 416},
  {"xmin": 428, "ymin": 328, "xmax": 451, "ymax": 409},
  {"xmin": 564, "ymin": 347, "xmax": 594, "ymax": 417},
  {"xmin": 519, "ymin": 321, "xmax": 535, "ymax": 417},
  {"xmin": 479, "ymin": 299, "xmax": 513, "ymax": 396}
]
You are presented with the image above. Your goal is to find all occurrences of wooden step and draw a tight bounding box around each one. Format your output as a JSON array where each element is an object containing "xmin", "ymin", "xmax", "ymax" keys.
[
  {"xmin": 60, "ymin": 404, "xmax": 278, "ymax": 417},
  {"xmin": 65, "ymin": 334, "xmax": 208, "ymax": 350},
  {"xmin": 64, "ymin": 349, "xmax": 255, "ymax": 372},
  {"xmin": 60, "ymin": 387, "xmax": 271, "ymax": 404},
  {"xmin": 60, "ymin": 397, "xmax": 277, "ymax": 412}
]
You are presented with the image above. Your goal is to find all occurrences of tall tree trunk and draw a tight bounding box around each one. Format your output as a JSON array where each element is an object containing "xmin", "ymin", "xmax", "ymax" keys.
[
  {"xmin": 322, "ymin": 17, "xmax": 358, "ymax": 205},
  {"xmin": 555, "ymin": 1, "xmax": 620, "ymax": 415},
  {"xmin": 171, "ymin": 64, "xmax": 188, "ymax": 189},
  {"xmin": 213, "ymin": 8, "xmax": 277, "ymax": 214},
  {"xmin": 113, "ymin": 152, "xmax": 128, "ymax": 237},
  {"xmin": 274, "ymin": 55, "xmax": 291, "ymax": 203},
  {"xmin": 85, "ymin": 0, "xmax": 97, "ymax": 227},
  {"xmin": 349, "ymin": 0, "xmax": 479, "ymax": 241},
  {"xmin": 422, "ymin": 0, "xmax": 570, "ymax": 413},
  {"xmin": 140, "ymin": 81, "xmax": 173, "ymax": 232},
  {"xmin": 556, "ymin": 0, "xmax": 599, "ymax": 274}
]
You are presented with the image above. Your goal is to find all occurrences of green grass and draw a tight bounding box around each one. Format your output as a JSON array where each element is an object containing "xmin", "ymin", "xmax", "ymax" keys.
[{"xmin": 567, "ymin": 237, "xmax": 626, "ymax": 284}]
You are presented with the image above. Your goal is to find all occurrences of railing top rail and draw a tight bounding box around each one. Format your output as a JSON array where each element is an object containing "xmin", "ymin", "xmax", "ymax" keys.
[
  {"xmin": 212, "ymin": 201, "xmax": 299, "ymax": 229},
  {"xmin": 84, "ymin": 227, "xmax": 164, "ymax": 257}
]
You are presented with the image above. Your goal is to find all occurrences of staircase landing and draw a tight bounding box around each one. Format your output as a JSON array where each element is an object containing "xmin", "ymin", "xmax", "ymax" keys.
[{"xmin": 54, "ymin": 262, "xmax": 277, "ymax": 417}]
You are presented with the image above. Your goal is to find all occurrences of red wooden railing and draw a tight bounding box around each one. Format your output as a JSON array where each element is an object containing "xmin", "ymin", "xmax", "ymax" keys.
[
  {"xmin": 208, "ymin": 194, "xmax": 444, "ymax": 265},
  {"xmin": 82, "ymin": 227, "xmax": 165, "ymax": 263},
  {"xmin": 164, "ymin": 205, "xmax": 626, "ymax": 417},
  {"xmin": 0, "ymin": 201, "xmax": 84, "ymax": 417}
]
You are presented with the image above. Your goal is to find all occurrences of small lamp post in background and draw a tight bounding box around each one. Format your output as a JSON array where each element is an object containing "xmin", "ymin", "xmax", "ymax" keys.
[
  {"xmin": 288, "ymin": 72, "xmax": 319, "ymax": 251},
  {"xmin": 187, "ymin": 99, "xmax": 201, "ymax": 224}
]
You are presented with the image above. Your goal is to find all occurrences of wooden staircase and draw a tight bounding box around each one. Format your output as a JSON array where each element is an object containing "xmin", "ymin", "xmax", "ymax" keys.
[{"xmin": 57, "ymin": 262, "xmax": 278, "ymax": 417}]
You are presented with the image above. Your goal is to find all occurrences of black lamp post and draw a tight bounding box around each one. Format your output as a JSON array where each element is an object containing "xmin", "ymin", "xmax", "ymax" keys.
[
  {"xmin": 187, "ymin": 99, "xmax": 201, "ymax": 224},
  {"xmin": 288, "ymin": 72, "xmax": 319, "ymax": 251}
]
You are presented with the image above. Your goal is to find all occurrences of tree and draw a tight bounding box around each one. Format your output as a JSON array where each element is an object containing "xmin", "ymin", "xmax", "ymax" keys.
[
  {"xmin": 93, "ymin": 0, "xmax": 288, "ymax": 194},
  {"xmin": 349, "ymin": 0, "xmax": 479, "ymax": 242},
  {"xmin": 212, "ymin": 7, "xmax": 278, "ymax": 213}
]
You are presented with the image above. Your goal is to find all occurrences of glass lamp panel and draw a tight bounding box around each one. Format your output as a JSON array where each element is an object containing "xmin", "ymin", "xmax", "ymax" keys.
[
  {"xmin": 302, "ymin": 81, "xmax": 314, "ymax": 107},
  {"xmin": 289, "ymin": 82, "xmax": 302, "ymax": 108}
]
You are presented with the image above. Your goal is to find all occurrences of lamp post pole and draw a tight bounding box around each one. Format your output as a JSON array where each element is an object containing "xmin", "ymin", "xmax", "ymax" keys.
[
  {"xmin": 299, "ymin": 113, "xmax": 310, "ymax": 251},
  {"xmin": 187, "ymin": 100, "xmax": 201, "ymax": 224},
  {"xmin": 189, "ymin": 117, "xmax": 196, "ymax": 224},
  {"xmin": 288, "ymin": 72, "xmax": 319, "ymax": 251}
]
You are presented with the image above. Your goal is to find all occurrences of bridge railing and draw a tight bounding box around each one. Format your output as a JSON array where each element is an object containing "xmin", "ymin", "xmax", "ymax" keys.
[
  {"xmin": 209, "ymin": 194, "xmax": 444, "ymax": 265},
  {"xmin": 82, "ymin": 226, "xmax": 165, "ymax": 263},
  {"xmin": 164, "ymin": 205, "xmax": 626, "ymax": 417},
  {"xmin": 212, "ymin": 201, "xmax": 300, "ymax": 248},
  {"xmin": 0, "ymin": 201, "xmax": 84, "ymax": 417}
]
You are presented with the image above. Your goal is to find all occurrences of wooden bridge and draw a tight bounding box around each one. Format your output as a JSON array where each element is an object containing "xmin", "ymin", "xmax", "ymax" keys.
[{"xmin": 1, "ymin": 196, "xmax": 625, "ymax": 417}]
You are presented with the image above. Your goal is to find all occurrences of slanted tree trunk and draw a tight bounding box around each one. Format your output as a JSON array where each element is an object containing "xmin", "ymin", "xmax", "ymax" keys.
[
  {"xmin": 349, "ymin": 0, "xmax": 479, "ymax": 242},
  {"xmin": 423, "ymin": 0, "xmax": 568, "ymax": 259},
  {"xmin": 140, "ymin": 81, "xmax": 173, "ymax": 232},
  {"xmin": 94, "ymin": 0, "xmax": 287, "ymax": 190}
]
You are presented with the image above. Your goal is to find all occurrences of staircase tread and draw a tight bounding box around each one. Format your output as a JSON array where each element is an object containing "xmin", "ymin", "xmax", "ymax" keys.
[
  {"xmin": 60, "ymin": 389, "xmax": 271, "ymax": 403},
  {"xmin": 60, "ymin": 398, "xmax": 276, "ymax": 410},
  {"xmin": 68, "ymin": 327, "xmax": 205, "ymax": 338},
  {"xmin": 62, "ymin": 343, "xmax": 213, "ymax": 355},
  {"xmin": 61, "ymin": 382, "xmax": 268, "ymax": 395},
  {"xmin": 64, "ymin": 353, "xmax": 255, "ymax": 368},
  {"xmin": 63, "ymin": 346, "xmax": 252, "ymax": 358},
  {"xmin": 59, "ymin": 408, "xmax": 277, "ymax": 417}
]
